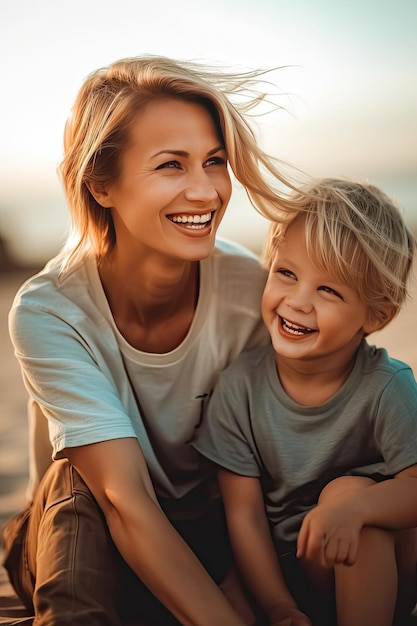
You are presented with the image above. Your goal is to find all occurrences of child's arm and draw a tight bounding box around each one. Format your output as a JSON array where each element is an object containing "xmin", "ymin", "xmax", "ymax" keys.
[
  {"xmin": 297, "ymin": 464, "xmax": 417, "ymax": 567},
  {"xmin": 218, "ymin": 468, "xmax": 311, "ymax": 626}
]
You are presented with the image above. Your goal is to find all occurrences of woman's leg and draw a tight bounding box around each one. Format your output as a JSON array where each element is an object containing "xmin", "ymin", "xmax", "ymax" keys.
[
  {"xmin": 2, "ymin": 507, "xmax": 34, "ymax": 611},
  {"xmin": 5, "ymin": 459, "xmax": 183, "ymax": 626},
  {"xmin": 24, "ymin": 459, "xmax": 123, "ymax": 625},
  {"xmin": 4, "ymin": 460, "xmax": 256, "ymax": 626}
]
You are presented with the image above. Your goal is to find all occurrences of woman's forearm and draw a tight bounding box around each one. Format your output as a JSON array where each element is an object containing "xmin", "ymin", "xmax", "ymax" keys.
[
  {"xmin": 107, "ymin": 494, "xmax": 247, "ymax": 626},
  {"xmin": 227, "ymin": 510, "xmax": 298, "ymax": 619},
  {"xmin": 66, "ymin": 440, "xmax": 247, "ymax": 626}
]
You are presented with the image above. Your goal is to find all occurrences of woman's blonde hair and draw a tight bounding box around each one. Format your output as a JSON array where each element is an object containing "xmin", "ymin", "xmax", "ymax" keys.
[
  {"xmin": 264, "ymin": 178, "xmax": 415, "ymax": 328},
  {"xmin": 59, "ymin": 55, "xmax": 302, "ymax": 264}
]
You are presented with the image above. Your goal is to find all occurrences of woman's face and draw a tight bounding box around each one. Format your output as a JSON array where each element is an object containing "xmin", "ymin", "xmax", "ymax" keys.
[{"xmin": 97, "ymin": 98, "xmax": 232, "ymax": 262}]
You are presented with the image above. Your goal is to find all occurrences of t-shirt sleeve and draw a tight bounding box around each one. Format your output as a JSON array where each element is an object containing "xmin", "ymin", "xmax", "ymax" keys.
[
  {"xmin": 9, "ymin": 295, "xmax": 136, "ymax": 454},
  {"xmin": 192, "ymin": 365, "xmax": 261, "ymax": 477},
  {"xmin": 375, "ymin": 366, "xmax": 417, "ymax": 474}
]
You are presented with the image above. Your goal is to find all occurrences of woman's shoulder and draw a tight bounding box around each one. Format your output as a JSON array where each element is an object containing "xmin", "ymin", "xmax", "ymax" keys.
[
  {"xmin": 10, "ymin": 253, "xmax": 92, "ymax": 320},
  {"xmin": 207, "ymin": 238, "xmax": 267, "ymax": 307},
  {"xmin": 212, "ymin": 237, "xmax": 267, "ymax": 279},
  {"xmin": 214, "ymin": 236, "xmax": 262, "ymax": 262}
]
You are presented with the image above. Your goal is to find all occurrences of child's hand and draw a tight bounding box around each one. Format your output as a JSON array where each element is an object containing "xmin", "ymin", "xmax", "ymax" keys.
[
  {"xmin": 269, "ymin": 605, "xmax": 312, "ymax": 626},
  {"xmin": 296, "ymin": 499, "xmax": 362, "ymax": 567}
]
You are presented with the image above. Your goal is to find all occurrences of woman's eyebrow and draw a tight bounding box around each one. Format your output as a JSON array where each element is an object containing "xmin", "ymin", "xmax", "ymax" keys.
[{"xmin": 151, "ymin": 145, "xmax": 225, "ymax": 159}]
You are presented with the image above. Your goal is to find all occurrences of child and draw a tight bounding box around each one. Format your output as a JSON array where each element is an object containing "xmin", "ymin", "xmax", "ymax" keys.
[{"xmin": 193, "ymin": 178, "xmax": 417, "ymax": 626}]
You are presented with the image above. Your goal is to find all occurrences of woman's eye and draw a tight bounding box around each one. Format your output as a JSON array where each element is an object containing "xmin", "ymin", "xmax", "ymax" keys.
[
  {"xmin": 156, "ymin": 160, "xmax": 181, "ymax": 170},
  {"xmin": 204, "ymin": 156, "xmax": 227, "ymax": 167},
  {"xmin": 319, "ymin": 285, "xmax": 343, "ymax": 299}
]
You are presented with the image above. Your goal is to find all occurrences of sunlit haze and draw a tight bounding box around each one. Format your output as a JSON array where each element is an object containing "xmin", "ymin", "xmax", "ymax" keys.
[{"xmin": 1, "ymin": 0, "xmax": 416, "ymax": 264}]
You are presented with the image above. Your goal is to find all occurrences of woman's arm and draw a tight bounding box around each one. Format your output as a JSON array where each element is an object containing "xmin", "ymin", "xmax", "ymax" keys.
[
  {"xmin": 218, "ymin": 468, "xmax": 311, "ymax": 626},
  {"xmin": 66, "ymin": 438, "xmax": 247, "ymax": 626}
]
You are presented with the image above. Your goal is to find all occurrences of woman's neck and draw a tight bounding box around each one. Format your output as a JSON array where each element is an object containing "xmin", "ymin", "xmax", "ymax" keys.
[{"xmin": 99, "ymin": 251, "xmax": 200, "ymax": 352}]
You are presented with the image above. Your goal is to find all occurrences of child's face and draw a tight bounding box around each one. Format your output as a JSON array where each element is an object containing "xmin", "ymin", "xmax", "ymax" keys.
[{"xmin": 262, "ymin": 218, "xmax": 375, "ymax": 366}]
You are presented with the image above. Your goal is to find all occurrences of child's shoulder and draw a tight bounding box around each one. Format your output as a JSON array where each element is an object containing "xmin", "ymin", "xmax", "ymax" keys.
[
  {"xmin": 221, "ymin": 343, "xmax": 272, "ymax": 379},
  {"xmin": 361, "ymin": 340, "xmax": 414, "ymax": 377}
]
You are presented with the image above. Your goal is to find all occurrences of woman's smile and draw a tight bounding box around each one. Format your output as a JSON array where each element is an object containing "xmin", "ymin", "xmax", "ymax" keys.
[{"xmin": 167, "ymin": 210, "xmax": 214, "ymax": 230}]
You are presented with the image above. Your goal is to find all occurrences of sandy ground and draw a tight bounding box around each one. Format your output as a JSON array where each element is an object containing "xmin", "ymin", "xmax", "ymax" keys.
[{"xmin": 0, "ymin": 267, "xmax": 417, "ymax": 623}]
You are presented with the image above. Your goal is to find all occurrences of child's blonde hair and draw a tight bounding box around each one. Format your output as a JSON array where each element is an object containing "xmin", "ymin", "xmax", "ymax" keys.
[
  {"xmin": 59, "ymin": 55, "xmax": 304, "ymax": 265},
  {"xmin": 264, "ymin": 178, "xmax": 415, "ymax": 329}
]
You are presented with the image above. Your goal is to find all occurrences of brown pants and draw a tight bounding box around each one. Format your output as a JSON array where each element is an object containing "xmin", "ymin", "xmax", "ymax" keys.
[{"xmin": 2, "ymin": 459, "xmax": 232, "ymax": 626}]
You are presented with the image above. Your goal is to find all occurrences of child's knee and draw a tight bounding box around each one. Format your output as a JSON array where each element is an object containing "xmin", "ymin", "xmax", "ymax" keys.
[{"xmin": 319, "ymin": 475, "xmax": 375, "ymax": 503}]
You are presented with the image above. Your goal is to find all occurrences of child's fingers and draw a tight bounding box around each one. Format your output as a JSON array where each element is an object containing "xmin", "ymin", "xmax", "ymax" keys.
[
  {"xmin": 344, "ymin": 537, "xmax": 359, "ymax": 566},
  {"xmin": 297, "ymin": 515, "xmax": 325, "ymax": 560}
]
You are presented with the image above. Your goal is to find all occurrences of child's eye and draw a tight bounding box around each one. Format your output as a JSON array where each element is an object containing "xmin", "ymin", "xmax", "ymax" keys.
[
  {"xmin": 277, "ymin": 268, "xmax": 296, "ymax": 280},
  {"xmin": 319, "ymin": 285, "xmax": 343, "ymax": 299},
  {"xmin": 156, "ymin": 160, "xmax": 181, "ymax": 170}
]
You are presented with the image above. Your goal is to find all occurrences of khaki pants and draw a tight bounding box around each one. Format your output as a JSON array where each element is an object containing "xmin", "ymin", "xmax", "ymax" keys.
[{"xmin": 2, "ymin": 459, "xmax": 231, "ymax": 626}]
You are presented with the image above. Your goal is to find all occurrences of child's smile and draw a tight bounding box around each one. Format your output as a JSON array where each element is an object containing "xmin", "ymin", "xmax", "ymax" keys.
[
  {"xmin": 262, "ymin": 217, "xmax": 378, "ymax": 367},
  {"xmin": 280, "ymin": 317, "xmax": 316, "ymax": 337}
]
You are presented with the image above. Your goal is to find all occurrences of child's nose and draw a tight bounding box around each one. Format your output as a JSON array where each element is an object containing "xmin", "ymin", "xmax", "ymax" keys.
[{"xmin": 286, "ymin": 286, "xmax": 313, "ymax": 313}]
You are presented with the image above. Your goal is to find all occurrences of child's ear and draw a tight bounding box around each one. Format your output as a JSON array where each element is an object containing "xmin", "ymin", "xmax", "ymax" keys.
[
  {"xmin": 363, "ymin": 303, "xmax": 397, "ymax": 335},
  {"xmin": 85, "ymin": 180, "xmax": 113, "ymax": 208}
]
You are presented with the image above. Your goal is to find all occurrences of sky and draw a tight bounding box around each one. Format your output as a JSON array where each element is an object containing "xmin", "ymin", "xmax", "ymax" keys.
[{"xmin": 0, "ymin": 0, "xmax": 416, "ymax": 263}]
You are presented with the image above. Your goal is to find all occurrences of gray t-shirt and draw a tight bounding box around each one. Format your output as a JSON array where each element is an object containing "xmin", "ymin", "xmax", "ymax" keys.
[
  {"xmin": 193, "ymin": 340, "xmax": 417, "ymax": 547},
  {"xmin": 9, "ymin": 238, "xmax": 269, "ymax": 502}
]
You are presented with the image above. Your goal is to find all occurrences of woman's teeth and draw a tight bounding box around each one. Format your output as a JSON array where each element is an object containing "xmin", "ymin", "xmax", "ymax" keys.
[
  {"xmin": 169, "ymin": 212, "xmax": 212, "ymax": 229},
  {"xmin": 281, "ymin": 318, "xmax": 314, "ymax": 336}
]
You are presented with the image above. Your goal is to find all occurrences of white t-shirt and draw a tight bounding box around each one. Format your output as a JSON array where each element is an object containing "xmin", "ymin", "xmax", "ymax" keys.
[{"xmin": 9, "ymin": 239, "xmax": 269, "ymax": 502}]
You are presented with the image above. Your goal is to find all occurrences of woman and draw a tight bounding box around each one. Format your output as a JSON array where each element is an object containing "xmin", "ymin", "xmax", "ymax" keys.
[{"xmin": 4, "ymin": 55, "xmax": 303, "ymax": 625}]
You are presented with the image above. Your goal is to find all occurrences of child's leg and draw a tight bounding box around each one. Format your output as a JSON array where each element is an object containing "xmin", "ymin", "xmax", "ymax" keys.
[
  {"xmin": 335, "ymin": 525, "xmax": 396, "ymax": 626},
  {"xmin": 309, "ymin": 476, "xmax": 417, "ymax": 626},
  {"xmin": 393, "ymin": 527, "xmax": 417, "ymax": 623}
]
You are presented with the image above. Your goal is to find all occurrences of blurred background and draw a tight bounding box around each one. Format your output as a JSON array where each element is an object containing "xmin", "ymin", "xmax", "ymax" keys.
[{"xmin": 0, "ymin": 0, "xmax": 416, "ymax": 268}]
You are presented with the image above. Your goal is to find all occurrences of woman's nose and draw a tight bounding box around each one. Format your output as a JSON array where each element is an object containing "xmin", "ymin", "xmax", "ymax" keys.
[{"xmin": 184, "ymin": 170, "xmax": 218, "ymax": 203}]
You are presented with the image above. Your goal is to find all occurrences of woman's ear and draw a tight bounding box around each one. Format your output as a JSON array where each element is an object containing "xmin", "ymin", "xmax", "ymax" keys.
[
  {"xmin": 85, "ymin": 180, "xmax": 113, "ymax": 208},
  {"xmin": 363, "ymin": 303, "xmax": 397, "ymax": 335}
]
